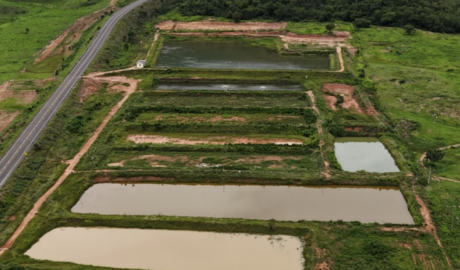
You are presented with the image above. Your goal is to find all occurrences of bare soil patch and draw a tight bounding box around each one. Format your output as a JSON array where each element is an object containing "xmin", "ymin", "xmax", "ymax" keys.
[
  {"xmin": 153, "ymin": 115, "xmax": 247, "ymax": 123},
  {"xmin": 381, "ymin": 227, "xmax": 423, "ymax": 232},
  {"xmin": 315, "ymin": 261, "xmax": 331, "ymax": 270},
  {"xmin": 2, "ymin": 91, "xmax": 37, "ymax": 104},
  {"xmin": 78, "ymin": 77, "xmax": 102, "ymax": 102},
  {"xmin": 344, "ymin": 127, "xmax": 363, "ymax": 132},
  {"xmin": 345, "ymin": 46, "xmax": 357, "ymax": 56},
  {"xmin": 34, "ymin": 7, "xmax": 115, "ymax": 64},
  {"xmin": 235, "ymin": 155, "xmax": 302, "ymax": 164},
  {"xmin": 169, "ymin": 30, "xmax": 350, "ymax": 48},
  {"xmin": 322, "ymin": 84, "xmax": 365, "ymax": 114},
  {"xmin": 323, "ymin": 94, "xmax": 337, "ymax": 111},
  {"xmin": 0, "ymin": 111, "xmax": 20, "ymax": 134},
  {"xmin": 156, "ymin": 21, "xmax": 287, "ymax": 31},
  {"xmin": 127, "ymin": 135, "xmax": 304, "ymax": 145},
  {"xmin": 94, "ymin": 176, "xmax": 175, "ymax": 183}
]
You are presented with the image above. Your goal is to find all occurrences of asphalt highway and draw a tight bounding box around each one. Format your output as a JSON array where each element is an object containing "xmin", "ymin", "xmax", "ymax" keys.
[{"xmin": 0, "ymin": 0, "xmax": 148, "ymax": 188}]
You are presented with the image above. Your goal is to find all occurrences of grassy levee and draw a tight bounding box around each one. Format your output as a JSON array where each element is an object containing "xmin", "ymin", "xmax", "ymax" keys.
[
  {"xmin": 0, "ymin": 171, "xmax": 449, "ymax": 269},
  {"xmin": 0, "ymin": 0, "xmax": 113, "ymax": 84},
  {"xmin": 109, "ymin": 68, "xmax": 353, "ymax": 87}
]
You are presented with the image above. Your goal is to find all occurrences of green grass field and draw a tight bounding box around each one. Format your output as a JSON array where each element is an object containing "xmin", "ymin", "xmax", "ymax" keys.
[
  {"xmin": 0, "ymin": 0, "xmax": 112, "ymax": 83},
  {"xmin": 353, "ymin": 27, "xmax": 460, "ymax": 155}
]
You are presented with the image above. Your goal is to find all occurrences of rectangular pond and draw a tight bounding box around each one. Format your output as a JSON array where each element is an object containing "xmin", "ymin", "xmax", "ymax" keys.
[
  {"xmin": 155, "ymin": 41, "xmax": 330, "ymax": 70},
  {"xmin": 26, "ymin": 228, "xmax": 304, "ymax": 270},
  {"xmin": 334, "ymin": 137, "xmax": 400, "ymax": 173},
  {"xmin": 156, "ymin": 83, "xmax": 304, "ymax": 91},
  {"xmin": 72, "ymin": 184, "xmax": 414, "ymax": 224}
]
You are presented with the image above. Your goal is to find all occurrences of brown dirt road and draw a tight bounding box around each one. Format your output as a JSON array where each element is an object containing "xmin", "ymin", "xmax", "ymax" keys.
[
  {"xmin": 411, "ymin": 179, "xmax": 453, "ymax": 268},
  {"xmin": 307, "ymin": 91, "xmax": 330, "ymax": 178},
  {"xmin": 156, "ymin": 21, "xmax": 287, "ymax": 31},
  {"xmin": 127, "ymin": 135, "xmax": 304, "ymax": 145},
  {"xmin": 0, "ymin": 76, "xmax": 139, "ymax": 256}
]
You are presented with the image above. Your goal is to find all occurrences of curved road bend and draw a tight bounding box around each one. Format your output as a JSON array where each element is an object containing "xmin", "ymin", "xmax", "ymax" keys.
[{"xmin": 0, "ymin": 0, "xmax": 148, "ymax": 188}]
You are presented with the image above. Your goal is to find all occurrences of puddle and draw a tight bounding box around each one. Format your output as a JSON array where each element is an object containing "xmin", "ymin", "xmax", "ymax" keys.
[
  {"xmin": 25, "ymin": 228, "xmax": 303, "ymax": 270},
  {"xmin": 156, "ymin": 41, "xmax": 330, "ymax": 70},
  {"xmin": 334, "ymin": 137, "xmax": 400, "ymax": 173},
  {"xmin": 72, "ymin": 184, "xmax": 414, "ymax": 224},
  {"xmin": 156, "ymin": 83, "xmax": 303, "ymax": 91}
]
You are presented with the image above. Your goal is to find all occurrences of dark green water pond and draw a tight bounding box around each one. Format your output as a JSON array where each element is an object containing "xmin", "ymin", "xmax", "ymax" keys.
[{"xmin": 155, "ymin": 41, "xmax": 330, "ymax": 70}]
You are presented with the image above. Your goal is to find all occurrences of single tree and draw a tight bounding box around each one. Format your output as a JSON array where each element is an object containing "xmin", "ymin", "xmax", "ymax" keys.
[
  {"xmin": 404, "ymin": 24, "xmax": 416, "ymax": 35},
  {"xmin": 353, "ymin": 18, "xmax": 371, "ymax": 30},
  {"xmin": 232, "ymin": 11, "xmax": 242, "ymax": 23},
  {"xmin": 25, "ymin": 28, "xmax": 29, "ymax": 34},
  {"xmin": 326, "ymin": 23, "xmax": 335, "ymax": 34},
  {"xmin": 425, "ymin": 149, "xmax": 445, "ymax": 184}
]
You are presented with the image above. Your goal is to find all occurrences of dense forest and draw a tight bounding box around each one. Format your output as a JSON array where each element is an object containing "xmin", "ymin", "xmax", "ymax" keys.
[{"xmin": 178, "ymin": 0, "xmax": 460, "ymax": 33}]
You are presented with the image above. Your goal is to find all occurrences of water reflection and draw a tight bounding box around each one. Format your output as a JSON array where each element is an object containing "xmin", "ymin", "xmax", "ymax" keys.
[
  {"xmin": 72, "ymin": 184, "xmax": 414, "ymax": 224},
  {"xmin": 26, "ymin": 228, "xmax": 304, "ymax": 270},
  {"xmin": 334, "ymin": 137, "xmax": 400, "ymax": 173},
  {"xmin": 155, "ymin": 41, "xmax": 330, "ymax": 70}
]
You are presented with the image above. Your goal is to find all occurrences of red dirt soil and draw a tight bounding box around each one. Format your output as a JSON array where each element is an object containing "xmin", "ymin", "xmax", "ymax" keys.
[
  {"xmin": 2, "ymin": 91, "xmax": 37, "ymax": 104},
  {"xmin": 0, "ymin": 111, "xmax": 20, "ymax": 134},
  {"xmin": 322, "ymin": 84, "xmax": 364, "ymax": 114},
  {"xmin": 323, "ymin": 94, "xmax": 337, "ymax": 111},
  {"xmin": 156, "ymin": 21, "xmax": 287, "ymax": 31},
  {"xmin": 344, "ymin": 127, "xmax": 363, "ymax": 132},
  {"xmin": 412, "ymin": 179, "xmax": 453, "ymax": 268},
  {"xmin": 34, "ymin": 6, "xmax": 115, "ymax": 64},
  {"xmin": 127, "ymin": 135, "xmax": 304, "ymax": 145}
]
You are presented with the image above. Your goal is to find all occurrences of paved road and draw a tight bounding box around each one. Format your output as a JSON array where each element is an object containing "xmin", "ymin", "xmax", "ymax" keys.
[{"xmin": 0, "ymin": 0, "xmax": 148, "ymax": 188}]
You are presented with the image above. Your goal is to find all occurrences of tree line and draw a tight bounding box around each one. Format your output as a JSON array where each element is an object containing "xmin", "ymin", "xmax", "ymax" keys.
[{"xmin": 177, "ymin": 0, "xmax": 460, "ymax": 33}]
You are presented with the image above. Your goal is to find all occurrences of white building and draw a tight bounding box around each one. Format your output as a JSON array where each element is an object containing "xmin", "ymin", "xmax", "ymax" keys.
[{"xmin": 137, "ymin": 60, "xmax": 146, "ymax": 68}]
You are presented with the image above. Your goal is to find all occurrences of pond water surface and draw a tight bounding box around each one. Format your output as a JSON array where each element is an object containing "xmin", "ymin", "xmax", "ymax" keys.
[
  {"xmin": 334, "ymin": 137, "xmax": 400, "ymax": 173},
  {"xmin": 26, "ymin": 228, "xmax": 304, "ymax": 270},
  {"xmin": 155, "ymin": 41, "xmax": 330, "ymax": 70},
  {"xmin": 72, "ymin": 184, "xmax": 414, "ymax": 224},
  {"xmin": 156, "ymin": 83, "xmax": 303, "ymax": 91}
]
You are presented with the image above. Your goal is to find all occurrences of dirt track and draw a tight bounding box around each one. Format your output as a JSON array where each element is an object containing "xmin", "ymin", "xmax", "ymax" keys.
[
  {"xmin": 156, "ymin": 21, "xmax": 287, "ymax": 31},
  {"xmin": 127, "ymin": 135, "xmax": 303, "ymax": 145},
  {"xmin": 0, "ymin": 75, "xmax": 139, "ymax": 255},
  {"xmin": 307, "ymin": 91, "xmax": 330, "ymax": 178}
]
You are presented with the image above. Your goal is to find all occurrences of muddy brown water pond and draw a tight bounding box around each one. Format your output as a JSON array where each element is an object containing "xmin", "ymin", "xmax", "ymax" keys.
[
  {"xmin": 156, "ymin": 83, "xmax": 303, "ymax": 91},
  {"xmin": 72, "ymin": 184, "xmax": 414, "ymax": 224},
  {"xmin": 155, "ymin": 41, "xmax": 330, "ymax": 70},
  {"xmin": 26, "ymin": 228, "xmax": 303, "ymax": 270},
  {"xmin": 334, "ymin": 137, "xmax": 400, "ymax": 173}
]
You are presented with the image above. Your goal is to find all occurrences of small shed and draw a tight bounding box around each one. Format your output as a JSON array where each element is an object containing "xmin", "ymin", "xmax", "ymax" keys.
[{"xmin": 137, "ymin": 60, "xmax": 146, "ymax": 68}]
